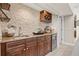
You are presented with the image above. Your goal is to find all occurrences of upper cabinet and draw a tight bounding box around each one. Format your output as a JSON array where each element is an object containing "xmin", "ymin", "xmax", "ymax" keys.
[
  {"xmin": 40, "ymin": 10, "xmax": 52, "ymax": 23},
  {"xmin": 0, "ymin": 3, "xmax": 10, "ymax": 10}
]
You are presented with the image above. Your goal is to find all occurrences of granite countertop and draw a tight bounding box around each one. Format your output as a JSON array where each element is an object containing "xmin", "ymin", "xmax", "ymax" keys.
[{"xmin": 0, "ymin": 33, "xmax": 53, "ymax": 43}]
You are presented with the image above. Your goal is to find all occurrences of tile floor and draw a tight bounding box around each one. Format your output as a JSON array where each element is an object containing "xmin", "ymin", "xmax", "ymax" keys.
[{"xmin": 46, "ymin": 44, "xmax": 74, "ymax": 56}]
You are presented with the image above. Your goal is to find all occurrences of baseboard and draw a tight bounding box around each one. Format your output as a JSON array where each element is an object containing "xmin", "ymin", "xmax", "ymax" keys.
[{"xmin": 62, "ymin": 41, "xmax": 75, "ymax": 46}]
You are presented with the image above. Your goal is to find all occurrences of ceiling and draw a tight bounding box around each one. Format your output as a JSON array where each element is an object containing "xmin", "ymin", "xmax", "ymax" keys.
[
  {"xmin": 23, "ymin": 3, "xmax": 73, "ymax": 16},
  {"xmin": 69, "ymin": 3, "xmax": 79, "ymax": 9},
  {"xmin": 69, "ymin": 3, "xmax": 79, "ymax": 15}
]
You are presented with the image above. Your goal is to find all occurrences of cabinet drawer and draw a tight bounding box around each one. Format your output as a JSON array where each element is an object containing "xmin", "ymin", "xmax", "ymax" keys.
[
  {"xmin": 6, "ymin": 40, "xmax": 25, "ymax": 49},
  {"xmin": 26, "ymin": 37, "xmax": 37, "ymax": 47},
  {"xmin": 26, "ymin": 37, "xmax": 36, "ymax": 42},
  {"xmin": 6, "ymin": 44, "xmax": 26, "ymax": 56},
  {"xmin": 37, "ymin": 36, "xmax": 45, "ymax": 42},
  {"xmin": 26, "ymin": 41, "xmax": 37, "ymax": 47}
]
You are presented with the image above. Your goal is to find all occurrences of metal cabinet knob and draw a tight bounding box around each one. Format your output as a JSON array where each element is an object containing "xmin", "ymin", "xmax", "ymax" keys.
[
  {"xmin": 27, "ymin": 48, "xmax": 28, "ymax": 50},
  {"xmin": 24, "ymin": 49, "xmax": 26, "ymax": 51}
]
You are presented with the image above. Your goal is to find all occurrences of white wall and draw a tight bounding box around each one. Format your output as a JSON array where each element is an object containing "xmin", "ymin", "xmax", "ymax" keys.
[
  {"xmin": 63, "ymin": 15, "xmax": 75, "ymax": 45},
  {"xmin": 1, "ymin": 3, "xmax": 40, "ymax": 36},
  {"xmin": 52, "ymin": 16, "xmax": 62, "ymax": 47}
]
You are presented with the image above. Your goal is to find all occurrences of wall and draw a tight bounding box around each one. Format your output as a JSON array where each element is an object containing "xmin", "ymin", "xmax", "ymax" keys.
[
  {"xmin": 52, "ymin": 16, "xmax": 62, "ymax": 47},
  {"xmin": 63, "ymin": 15, "xmax": 75, "ymax": 45},
  {"xmin": 1, "ymin": 3, "xmax": 40, "ymax": 36}
]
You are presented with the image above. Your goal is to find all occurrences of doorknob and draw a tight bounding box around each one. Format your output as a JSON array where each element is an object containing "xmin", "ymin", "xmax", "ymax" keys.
[
  {"xmin": 24, "ymin": 49, "xmax": 26, "ymax": 51},
  {"xmin": 27, "ymin": 48, "xmax": 28, "ymax": 50}
]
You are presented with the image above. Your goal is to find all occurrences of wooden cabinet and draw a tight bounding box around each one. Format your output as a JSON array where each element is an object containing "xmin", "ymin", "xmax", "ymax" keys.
[
  {"xmin": 26, "ymin": 37, "xmax": 37, "ymax": 56},
  {"xmin": 6, "ymin": 40, "xmax": 26, "ymax": 56},
  {"xmin": 6, "ymin": 44, "xmax": 26, "ymax": 56},
  {"xmin": 44, "ymin": 35, "xmax": 52, "ymax": 54},
  {"xmin": 37, "ymin": 35, "xmax": 52, "ymax": 56},
  {"xmin": 37, "ymin": 36, "xmax": 45, "ymax": 56},
  {"xmin": 0, "ymin": 34, "xmax": 52, "ymax": 56}
]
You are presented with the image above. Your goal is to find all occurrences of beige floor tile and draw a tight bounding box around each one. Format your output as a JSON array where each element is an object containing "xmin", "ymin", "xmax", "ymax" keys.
[{"xmin": 46, "ymin": 44, "xmax": 74, "ymax": 56}]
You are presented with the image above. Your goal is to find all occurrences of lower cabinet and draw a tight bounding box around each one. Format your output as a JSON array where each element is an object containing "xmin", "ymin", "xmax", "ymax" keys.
[
  {"xmin": 0, "ymin": 34, "xmax": 52, "ymax": 56},
  {"xmin": 6, "ymin": 44, "xmax": 26, "ymax": 56},
  {"xmin": 26, "ymin": 37, "xmax": 38, "ymax": 56},
  {"xmin": 37, "ymin": 35, "xmax": 52, "ymax": 56},
  {"xmin": 6, "ymin": 40, "xmax": 26, "ymax": 56},
  {"xmin": 44, "ymin": 35, "xmax": 52, "ymax": 54},
  {"xmin": 37, "ymin": 36, "xmax": 46, "ymax": 56}
]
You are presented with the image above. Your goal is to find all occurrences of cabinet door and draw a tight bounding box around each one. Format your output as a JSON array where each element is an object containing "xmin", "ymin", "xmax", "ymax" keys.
[
  {"xmin": 26, "ymin": 38, "xmax": 37, "ymax": 56},
  {"xmin": 44, "ymin": 35, "xmax": 52, "ymax": 54},
  {"xmin": 44, "ymin": 40, "xmax": 49, "ymax": 55},
  {"xmin": 37, "ymin": 36, "xmax": 45, "ymax": 56},
  {"xmin": 26, "ymin": 45, "xmax": 37, "ymax": 56},
  {"xmin": 6, "ymin": 44, "xmax": 26, "ymax": 56},
  {"xmin": 38, "ymin": 41, "xmax": 45, "ymax": 56}
]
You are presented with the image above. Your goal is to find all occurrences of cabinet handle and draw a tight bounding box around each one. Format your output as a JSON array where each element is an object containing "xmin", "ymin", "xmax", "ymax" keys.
[
  {"xmin": 24, "ymin": 49, "xmax": 26, "ymax": 51},
  {"xmin": 27, "ymin": 48, "xmax": 28, "ymax": 50}
]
